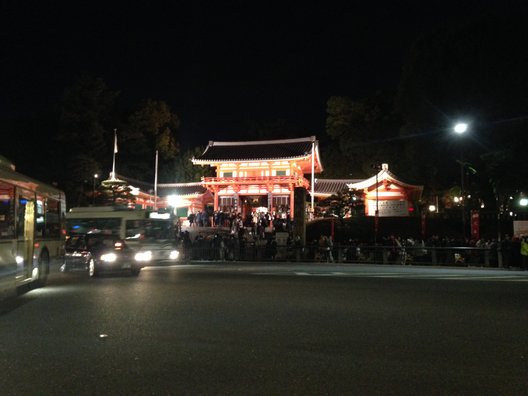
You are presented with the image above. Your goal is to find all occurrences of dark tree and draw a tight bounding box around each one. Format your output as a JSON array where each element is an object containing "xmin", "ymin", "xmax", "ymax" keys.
[
  {"xmin": 324, "ymin": 93, "xmax": 402, "ymax": 178},
  {"xmin": 55, "ymin": 76, "xmax": 120, "ymax": 202}
]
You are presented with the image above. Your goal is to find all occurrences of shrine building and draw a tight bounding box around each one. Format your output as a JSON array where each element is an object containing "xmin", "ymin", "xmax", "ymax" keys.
[
  {"xmin": 347, "ymin": 164, "xmax": 423, "ymax": 217},
  {"xmin": 312, "ymin": 165, "xmax": 423, "ymax": 217},
  {"xmin": 191, "ymin": 136, "xmax": 323, "ymax": 219}
]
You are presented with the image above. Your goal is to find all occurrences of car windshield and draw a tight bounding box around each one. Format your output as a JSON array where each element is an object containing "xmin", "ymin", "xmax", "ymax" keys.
[
  {"xmin": 125, "ymin": 219, "xmax": 173, "ymax": 240},
  {"xmin": 65, "ymin": 234, "xmax": 121, "ymax": 250}
]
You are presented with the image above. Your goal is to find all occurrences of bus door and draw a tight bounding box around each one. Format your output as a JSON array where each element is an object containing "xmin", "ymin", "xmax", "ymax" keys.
[
  {"xmin": 0, "ymin": 182, "xmax": 16, "ymax": 296},
  {"xmin": 16, "ymin": 190, "xmax": 35, "ymax": 281}
]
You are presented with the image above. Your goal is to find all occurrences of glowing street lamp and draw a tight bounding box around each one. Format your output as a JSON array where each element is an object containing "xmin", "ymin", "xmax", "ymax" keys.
[
  {"xmin": 520, "ymin": 198, "xmax": 528, "ymax": 207},
  {"xmin": 92, "ymin": 173, "xmax": 99, "ymax": 204},
  {"xmin": 453, "ymin": 122, "xmax": 468, "ymax": 134}
]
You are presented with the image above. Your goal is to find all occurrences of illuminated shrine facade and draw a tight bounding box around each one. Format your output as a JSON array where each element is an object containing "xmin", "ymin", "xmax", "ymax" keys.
[
  {"xmin": 192, "ymin": 137, "xmax": 323, "ymax": 219},
  {"xmin": 313, "ymin": 164, "xmax": 423, "ymax": 217}
]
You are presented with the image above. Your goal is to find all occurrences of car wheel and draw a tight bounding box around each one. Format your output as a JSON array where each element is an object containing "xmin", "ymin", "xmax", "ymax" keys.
[
  {"xmin": 130, "ymin": 266, "xmax": 141, "ymax": 276},
  {"xmin": 88, "ymin": 258, "xmax": 98, "ymax": 277},
  {"xmin": 35, "ymin": 250, "xmax": 50, "ymax": 287}
]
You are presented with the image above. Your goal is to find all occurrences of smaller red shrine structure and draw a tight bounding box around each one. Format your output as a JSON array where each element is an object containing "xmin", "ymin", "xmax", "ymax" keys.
[
  {"xmin": 346, "ymin": 164, "xmax": 423, "ymax": 217},
  {"xmin": 157, "ymin": 182, "xmax": 213, "ymax": 216},
  {"xmin": 192, "ymin": 136, "xmax": 323, "ymax": 219}
]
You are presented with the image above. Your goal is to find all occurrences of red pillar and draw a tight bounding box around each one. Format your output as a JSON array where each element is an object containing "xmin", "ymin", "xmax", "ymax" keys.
[{"xmin": 290, "ymin": 186, "xmax": 295, "ymax": 220}]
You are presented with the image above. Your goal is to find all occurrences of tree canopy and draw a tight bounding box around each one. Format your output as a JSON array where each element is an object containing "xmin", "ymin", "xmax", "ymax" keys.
[{"xmin": 324, "ymin": 93, "xmax": 401, "ymax": 178}]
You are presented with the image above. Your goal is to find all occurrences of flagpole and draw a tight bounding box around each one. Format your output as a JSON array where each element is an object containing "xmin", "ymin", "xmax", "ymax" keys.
[
  {"xmin": 311, "ymin": 137, "xmax": 315, "ymax": 220},
  {"xmin": 111, "ymin": 128, "xmax": 118, "ymax": 180},
  {"xmin": 154, "ymin": 150, "xmax": 159, "ymax": 210}
]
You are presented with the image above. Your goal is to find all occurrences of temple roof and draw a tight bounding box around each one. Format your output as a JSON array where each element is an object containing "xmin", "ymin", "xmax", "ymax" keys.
[
  {"xmin": 157, "ymin": 182, "xmax": 208, "ymax": 197},
  {"xmin": 192, "ymin": 136, "xmax": 323, "ymax": 172},
  {"xmin": 313, "ymin": 178, "xmax": 362, "ymax": 197}
]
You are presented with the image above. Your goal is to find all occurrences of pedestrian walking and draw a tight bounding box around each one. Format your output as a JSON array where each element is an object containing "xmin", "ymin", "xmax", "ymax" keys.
[{"xmin": 520, "ymin": 236, "xmax": 528, "ymax": 270}]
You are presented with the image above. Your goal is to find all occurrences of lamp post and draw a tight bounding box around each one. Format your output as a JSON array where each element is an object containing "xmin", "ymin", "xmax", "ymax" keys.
[
  {"xmin": 371, "ymin": 164, "xmax": 381, "ymax": 244},
  {"xmin": 92, "ymin": 173, "xmax": 99, "ymax": 205},
  {"xmin": 453, "ymin": 122, "xmax": 469, "ymax": 240}
]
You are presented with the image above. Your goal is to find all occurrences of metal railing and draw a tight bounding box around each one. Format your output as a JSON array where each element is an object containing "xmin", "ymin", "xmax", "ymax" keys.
[{"xmin": 177, "ymin": 243, "xmax": 503, "ymax": 267}]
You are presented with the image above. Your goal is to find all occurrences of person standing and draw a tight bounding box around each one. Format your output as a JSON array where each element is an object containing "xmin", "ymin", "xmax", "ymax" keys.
[{"xmin": 520, "ymin": 236, "xmax": 528, "ymax": 270}]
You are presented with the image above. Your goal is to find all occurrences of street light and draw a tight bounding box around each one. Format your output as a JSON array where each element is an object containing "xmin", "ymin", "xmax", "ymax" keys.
[
  {"xmin": 453, "ymin": 122, "xmax": 469, "ymax": 240},
  {"xmin": 454, "ymin": 122, "xmax": 468, "ymax": 134},
  {"xmin": 93, "ymin": 174, "xmax": 99, "ymax": 204}
]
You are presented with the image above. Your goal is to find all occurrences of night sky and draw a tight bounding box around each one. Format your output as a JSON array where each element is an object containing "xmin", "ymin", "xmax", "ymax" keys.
[{"xmin": 1, "ymin": 1, "xmax": 521, "ymax": 151}]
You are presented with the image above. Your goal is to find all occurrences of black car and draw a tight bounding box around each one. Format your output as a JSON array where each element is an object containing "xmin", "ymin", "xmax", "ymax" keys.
[{"xmin": 60, "ymin": 233, "xmax": 142, "ymax": 277}]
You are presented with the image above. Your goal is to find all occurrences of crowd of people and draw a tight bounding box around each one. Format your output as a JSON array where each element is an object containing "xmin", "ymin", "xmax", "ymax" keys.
[
  {"xmin": 187, "ymin": 209, "xmax": 292, "ymax": 236},
  {"xmin": 177, "ymin": 210, "xmax": 528, "ymax": 269}
]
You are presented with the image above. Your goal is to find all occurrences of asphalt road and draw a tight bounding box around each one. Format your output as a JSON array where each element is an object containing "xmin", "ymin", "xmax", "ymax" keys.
[{"xmin": 1, "ymin": 263, "xmax": 527, "ymax": 395}]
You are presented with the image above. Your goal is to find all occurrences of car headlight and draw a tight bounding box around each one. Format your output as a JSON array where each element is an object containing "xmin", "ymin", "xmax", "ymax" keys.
[
  {"xmin": 100, "ymin": 253, "xmax": 117, "ymax": 262},
  {"xmin": 169, "ymin": 250, "xmax": 179, "ymax": 260},
  {"xmin": 135, "ymin": 251, "xmax": 152, "ymax": 262}
]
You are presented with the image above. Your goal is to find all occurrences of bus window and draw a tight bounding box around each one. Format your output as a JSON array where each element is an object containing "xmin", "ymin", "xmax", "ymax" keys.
[
  {"xmin": 0, "ymin": 182, "xmax": 15, "ymax": 239},
  {"xmin": 17, "ymin": 190, "xmax": 35, "ymax": 240},
  {"xmin": 36, "ymin": 196, "xmax": 61, "ymax": 238}
]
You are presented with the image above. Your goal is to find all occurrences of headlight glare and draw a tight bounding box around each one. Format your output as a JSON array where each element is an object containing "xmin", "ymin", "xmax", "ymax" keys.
[
  {"xmin": 169, "ymin": 250, "xmax": 179, "ymax": 260},
  {"xmin": 135, "ymin": 251, "xmax": 152, "ymax": 262},
  {"xmin": 100, "ymin": 253, "xmax": 117, "ymax": 262}
]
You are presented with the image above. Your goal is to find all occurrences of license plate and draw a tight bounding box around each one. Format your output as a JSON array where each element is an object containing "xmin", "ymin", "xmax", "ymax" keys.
[{"xmin": 122, "ymin": 263, "xmax": 131, "ymax": 269}]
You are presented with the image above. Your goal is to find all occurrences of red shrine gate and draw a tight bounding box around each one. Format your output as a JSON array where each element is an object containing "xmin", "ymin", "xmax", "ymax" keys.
[{"xmin": 192, "ymin": 137, "xmax": 323, "ymax": 219}]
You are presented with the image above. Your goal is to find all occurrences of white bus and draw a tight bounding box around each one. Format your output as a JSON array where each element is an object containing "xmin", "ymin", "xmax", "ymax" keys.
[
  {"xmin": 65, "ymin": 206, "xmax": 174, "ymax": 243},
  {"xmin": 64, "ymin": 206, "xmax": 179, "ymax": 269},
  {"xmin": 0, "ymin": 156, "xmax": 66, "ymax": 299}
]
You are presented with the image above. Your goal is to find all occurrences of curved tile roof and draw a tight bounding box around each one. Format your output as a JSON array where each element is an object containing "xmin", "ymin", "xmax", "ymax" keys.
[
  {"xmin": 193, "ymin": 136, "xmax": 319, "ymax": 163},
  {"xmin": 157, "ymin": 183, "xmax": 208, "ymax": 197}
]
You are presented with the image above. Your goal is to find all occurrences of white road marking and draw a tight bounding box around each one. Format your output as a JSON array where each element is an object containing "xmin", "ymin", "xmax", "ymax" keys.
[{"xmin": 251, "ymin": 270, "xmax": 528, "ymax": 282}]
